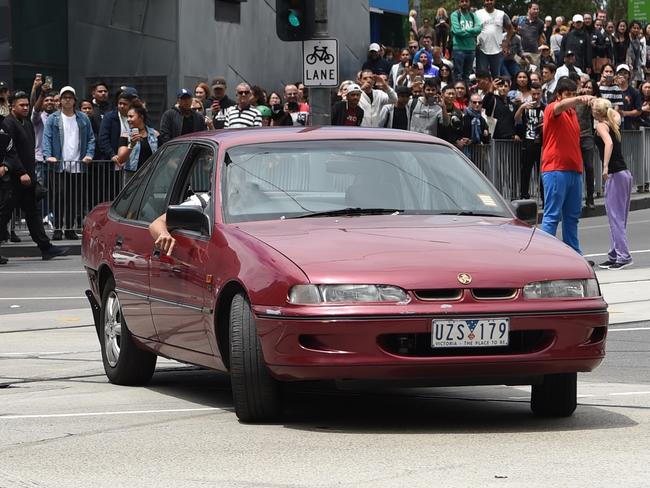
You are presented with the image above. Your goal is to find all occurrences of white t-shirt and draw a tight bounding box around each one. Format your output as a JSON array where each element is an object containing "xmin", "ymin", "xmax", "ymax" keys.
[
  {"xmin": 476, "ymin": 9, "xmax": 509, "ymax": 55},
  {"xmin": 61, "ymin": 113, "xmax": 81, "ymax": 173}
]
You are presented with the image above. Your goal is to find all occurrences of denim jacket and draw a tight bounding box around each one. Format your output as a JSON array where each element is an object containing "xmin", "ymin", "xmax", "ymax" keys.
[
  {"xmin": 125, "ymin": 126, "xmax": 158, "ymax": 172},
  {"xmin": 42, "ymin": 110, "xmax": 95, "ymax": 173}
]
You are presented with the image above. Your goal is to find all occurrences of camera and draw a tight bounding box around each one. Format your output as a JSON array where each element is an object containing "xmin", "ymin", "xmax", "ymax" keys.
[{"xmin": 287, "ymin": 101, "xmax": 299, "ymax": 112}]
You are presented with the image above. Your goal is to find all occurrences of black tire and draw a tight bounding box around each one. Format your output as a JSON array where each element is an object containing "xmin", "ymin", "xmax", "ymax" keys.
[
  {"xmin": 99, "ymin": 277, "xmax": 157, "ymax": 385},
  {"xmin": 530, "ymin": 373, "xmax": 577, "ymax": 417},
  {"xmin": 230, "ymin": 292, "xmax": 282, "ymax": 422}
]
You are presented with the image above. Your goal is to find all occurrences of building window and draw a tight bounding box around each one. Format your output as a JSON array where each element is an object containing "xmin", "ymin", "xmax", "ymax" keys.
[
  {"xmin": 214, "ymin": 0, "xmax": 247, "ymax": 24},
  {"xmin": 110, "ymin": 0, "xmax": 148, "ymax": 32}
]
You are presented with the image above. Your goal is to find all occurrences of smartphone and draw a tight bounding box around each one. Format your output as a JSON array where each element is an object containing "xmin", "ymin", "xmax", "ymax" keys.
[
  {"xmin": 45, "ymin": 76, "xmax": 53, "ymax": 87},
  {"xmin": 130, "ymin": 127, "xmax": 139, "ymax": 139},
  {"xmin": 35, "ymin": 73, "xmax": 42, "ymax": 80},
  {"xmin": 205, "ymin": 107, "xmax": 213, "ymax": 119}
]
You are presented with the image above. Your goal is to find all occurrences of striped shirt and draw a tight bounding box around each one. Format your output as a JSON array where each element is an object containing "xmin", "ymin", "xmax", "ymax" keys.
[
  {"xmin": 599, "ymin": 84, "xmax": 624, "ymax": 108},
  {"xmin": 224, "ymin": 105, "xmax": 262, "ymax": 128}
]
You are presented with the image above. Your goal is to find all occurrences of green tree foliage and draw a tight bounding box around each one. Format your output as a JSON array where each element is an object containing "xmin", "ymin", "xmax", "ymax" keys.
[{"xmin": 412, "ymin": 1, "xmax": 629, "ymax": 23}]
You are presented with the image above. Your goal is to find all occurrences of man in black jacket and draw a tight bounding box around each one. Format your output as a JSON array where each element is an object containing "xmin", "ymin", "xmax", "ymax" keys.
[
  {"xmin": 561, "ymin": 15, "xmax": 593, "ymax": 72},
  {"xmin": 159, "ymin": 89, "xmax": 207, "ymax": 144},
  {"xmin": 0, "ymin": 93, "xmax": 67, "ymax": 261},
  {"xmin": 331, "ymin": 84, "xmax": 364, "ymax": 126}
]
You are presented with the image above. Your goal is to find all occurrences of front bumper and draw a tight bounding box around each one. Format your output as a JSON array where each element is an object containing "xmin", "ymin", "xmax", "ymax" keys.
[{"xmin": 254, "ymin": 309, "xmax": 608, "ymax": 382}]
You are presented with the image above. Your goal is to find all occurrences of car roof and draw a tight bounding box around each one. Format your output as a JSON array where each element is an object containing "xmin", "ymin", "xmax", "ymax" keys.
[{"xmin": 173, "ymin": 126, "xmax": 453, "ymax": 150}]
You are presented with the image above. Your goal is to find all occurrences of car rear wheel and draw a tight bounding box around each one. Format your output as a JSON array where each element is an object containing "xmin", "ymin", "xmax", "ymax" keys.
[
  {"xmin": 100, "ymin": 277, "xmax": 157, "ymax": 385},
  {"xmin": 530, "ymin": 373, "xmax": 577, "ymax": 417},
  {"xmin": 229, "ymin": 292, "xmax": 281, "ymax": 422}
]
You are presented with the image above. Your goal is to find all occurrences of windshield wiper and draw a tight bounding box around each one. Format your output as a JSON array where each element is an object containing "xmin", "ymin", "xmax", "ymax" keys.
[{"xmin": 290, "ymin": 208, "xmax": 403, "ymax": 219}]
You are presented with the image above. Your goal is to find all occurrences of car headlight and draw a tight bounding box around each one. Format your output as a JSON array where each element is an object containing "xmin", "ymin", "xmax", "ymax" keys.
[
  {"xmin": 523, "ymin": 279, "xmax": 600, "ymax": 299},
  {"xmin": 288, "ymin": 284, "xmax": 410, "ymax": 304}
]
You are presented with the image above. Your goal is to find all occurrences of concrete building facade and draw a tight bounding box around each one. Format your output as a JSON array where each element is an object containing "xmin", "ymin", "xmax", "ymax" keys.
[{"xmin": 2, "ymin": 0, "xmax": 371, "ymax": 126}]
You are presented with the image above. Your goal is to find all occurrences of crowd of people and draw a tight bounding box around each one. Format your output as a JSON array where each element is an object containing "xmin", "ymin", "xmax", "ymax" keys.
[{"xmin": 0, "ymin": 0, "xmax": 646, "ymax": 268}]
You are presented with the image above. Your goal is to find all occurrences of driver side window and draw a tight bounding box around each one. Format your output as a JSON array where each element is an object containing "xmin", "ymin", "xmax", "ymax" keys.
[{"xmin": 136, "ymin": 144, "xmax": 189, "ymax": 223}]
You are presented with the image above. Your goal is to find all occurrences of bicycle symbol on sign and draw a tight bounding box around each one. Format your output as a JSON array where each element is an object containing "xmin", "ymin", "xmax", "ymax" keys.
[{"xmin": 306, "ymin": 46, "xmax": 335, "ymax": 65}]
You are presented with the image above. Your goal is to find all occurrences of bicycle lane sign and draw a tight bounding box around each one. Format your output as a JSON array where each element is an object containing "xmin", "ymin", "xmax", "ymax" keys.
[{"xmin": 303, "ymin": 39, "xmax": 338, "ymax": 87}]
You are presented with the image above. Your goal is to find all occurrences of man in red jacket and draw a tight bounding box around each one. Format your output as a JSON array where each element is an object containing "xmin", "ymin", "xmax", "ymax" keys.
[{"xmin": 540, "ymin": 77, "xmax": 594, "ymax": 255}]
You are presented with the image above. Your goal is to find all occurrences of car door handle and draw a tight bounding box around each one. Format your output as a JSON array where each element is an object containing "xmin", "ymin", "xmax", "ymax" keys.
[
  {"xmin": 114, "ymin": 235, "xmax": 123, "ymax": 250},
  {"xmin": 152, "ymin": 248, "xmax": 161, "ymax": 258}
]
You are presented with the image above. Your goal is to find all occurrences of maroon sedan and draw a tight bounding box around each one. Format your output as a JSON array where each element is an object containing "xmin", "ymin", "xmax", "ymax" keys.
[{"xmin": 81, "ymin": 127, "xmax": 608, "ymax": 422}]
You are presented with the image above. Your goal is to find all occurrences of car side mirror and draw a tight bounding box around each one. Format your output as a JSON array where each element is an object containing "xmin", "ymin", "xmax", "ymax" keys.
[
  {"xmin": 511, "ymin": 199, "xmax": 538, "ymax": 224},
  {"xmin": 166, "ymin": 205, "xmax": 210, "ymax": 235}
]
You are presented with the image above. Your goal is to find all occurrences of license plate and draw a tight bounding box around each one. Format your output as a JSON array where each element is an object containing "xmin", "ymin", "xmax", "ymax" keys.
[{"xmin": 431, "ymin": 318, "xmax": 510, "ymax": 348}]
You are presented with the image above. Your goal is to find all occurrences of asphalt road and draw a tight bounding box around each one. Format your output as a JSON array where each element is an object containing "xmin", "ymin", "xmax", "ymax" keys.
[{"xmin": 1, "ymin": 209, "xmax": 649, "ymax": 487}]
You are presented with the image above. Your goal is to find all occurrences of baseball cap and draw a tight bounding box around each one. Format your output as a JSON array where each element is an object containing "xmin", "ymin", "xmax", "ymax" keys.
[
  {"xmin": 0, "ymin": 81, "xmax": 8, "ymax": 91},
  {"xmin": 545, "ymin": 16, "xmax": 552, "ymax": 22},
  {"xmin": 572, "ymin": 14, "xmax": 584, "ymax": 23},
  {"xmin": 616, "ymin": 64, "xmax": 631, "ymax": 73},
  {"xmin": 564, "ymin": 50, "xmax": 576, "ymax": 57},
  {"xmin": 257, "ymin": 105, "xmax": 272, "ymax": 118},
  {"xmin": 211, "ymin": 77, "xmax": 226, "ymax": 89},
  {"xmin": 538, "ymin": 44, "xmax": 550, "ymax": 51},
  {"xmin": 120, "ymin": 86, "xmax": 139, "ymax": 99},
  {"xmin": 346, "ymin": 83, "xmax": 362, "ymax": 94},
  {"xmin": 368, "ymin": 43, "xmax": 380, "ymax": 52},
  {"xmin": 177, "ymin": 88, "xmax": 192, "ymax": 98},
  {"xmin": 59, "ymin": 86, "xmax": 77, "ymax": 98}
]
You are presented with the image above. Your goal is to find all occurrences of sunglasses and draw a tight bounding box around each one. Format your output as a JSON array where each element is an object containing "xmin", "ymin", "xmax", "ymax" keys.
[
  {"xmin": 237, "ymin": 90, "xmax": 251, "ymax": 96},
  {"xmin": 471, "ymin": 101, "xmax": 483, "ymax": 105}
]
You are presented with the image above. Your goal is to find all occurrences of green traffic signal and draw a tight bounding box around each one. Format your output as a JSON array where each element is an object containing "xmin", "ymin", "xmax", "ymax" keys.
[
  {"xmin": 288, "ymin": 9, "xmax": 300, "ymax": 27},
  {"xmin": 276, "ymin": 0, "xmax": 314, "ymax": 41}
]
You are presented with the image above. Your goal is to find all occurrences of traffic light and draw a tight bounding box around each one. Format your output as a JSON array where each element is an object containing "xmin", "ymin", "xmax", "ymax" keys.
[{"xmin": 276, "ymin": 0, "xmax": 315, "ymax": 41}]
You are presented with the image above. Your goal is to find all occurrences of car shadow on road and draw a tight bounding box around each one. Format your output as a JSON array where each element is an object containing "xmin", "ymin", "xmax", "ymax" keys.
[{"xmin": 144, "ymin": 367, "xmax": 637, "ymax": 434}]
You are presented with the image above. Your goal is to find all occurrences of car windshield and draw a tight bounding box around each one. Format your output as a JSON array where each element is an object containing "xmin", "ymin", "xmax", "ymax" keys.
[{"xmin": 222, "ymin": 140, "xmax": 510, "ymax": 223}]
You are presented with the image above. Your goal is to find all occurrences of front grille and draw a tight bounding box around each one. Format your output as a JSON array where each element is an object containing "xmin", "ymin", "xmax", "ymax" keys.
[
  {"xmin": 414, "ymin": 289, "xmax": 463, "ymax": 301},
  {"xmin": 471, "ymin": 288, "xmax": 518, "ymax": 300},
  {"xmin": 378, "ymin": 330, "xmax": 554, "ymax": 357}
]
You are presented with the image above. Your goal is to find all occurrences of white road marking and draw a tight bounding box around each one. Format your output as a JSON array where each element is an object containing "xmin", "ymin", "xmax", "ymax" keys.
[
  {"xmin": 0, "ymin": 297, "xmax": 85, "ymax": 300},
  {"xmin": 608, "ymin": 326, "xmax": 650, "ymax": 332},
  {"xmin": 0, "ymin": 271, "xmax": 85, "ymax": 274},
  {"xmin": 0, "ymin": 351, "xmax": 98, "ymax": 357},
  {"xmin": 609, "ymin": 391, "xmax": 650, "ymax": 396},
  {"xmin": 581, "ymin": 220, "xmax": 650, "ymax": 230},
  {"xmin": 0, "ymin": 407, "xmax": 223, "ymax": 420},
  {"xmin": 584, "ymin": 249, "xmax": 650, "ymax": 258}
]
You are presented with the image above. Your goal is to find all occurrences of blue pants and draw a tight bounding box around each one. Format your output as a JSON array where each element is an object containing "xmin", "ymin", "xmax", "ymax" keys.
[
  {"xmin": 501, "ymin": 59, "xmax": 521, "ymax": 78},
  {"xmin": 453, "ymin": 50, "xmax": 475, "ymax": 83},
  {"xmin": 541, "ymin": 171, "xmax": 583, "ymax": 254},
  {"xmin": 477, "ymin": 51, "xmax": 503, "ymax": 79}
]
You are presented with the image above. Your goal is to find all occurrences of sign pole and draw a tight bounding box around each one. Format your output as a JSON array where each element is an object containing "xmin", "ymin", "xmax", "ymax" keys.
[{"xmin": 309, "ymin": 0, "xmax": 330, "ymax": 126}]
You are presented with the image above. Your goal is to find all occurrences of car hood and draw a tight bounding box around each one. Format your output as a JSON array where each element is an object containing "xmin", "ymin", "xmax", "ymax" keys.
[{"xmin": 234, "ymin": 215, "xmax": 593, "ymax": 289}]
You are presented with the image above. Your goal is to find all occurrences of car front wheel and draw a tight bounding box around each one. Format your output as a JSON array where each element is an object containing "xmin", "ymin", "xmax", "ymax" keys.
[
  {"xmin": 229, "ymin": 292, "xmax": 282, "ymax": 422},
  {"xmin": 530, "ymin": 373, "xmax": 577, "ymax": 417},
  {"xmin": 100, "ymin": 277, "xmax": 157, "ymax": 385}
]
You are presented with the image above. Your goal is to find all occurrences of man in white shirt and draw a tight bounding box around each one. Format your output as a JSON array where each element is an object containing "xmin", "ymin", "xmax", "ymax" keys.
[
  {"xmin": 476, "ymin": 0, "xmax": 512, "ymax": 78},
  {"xmin": 357, "ymin": 70, "xmax": 397, "ymax": 128},
  {"xmin": 550, "ymin": 51, "xmax": 584, "ymax": 93},
  {"xmin": 43, "ymin": 86, "xmax": 94, "ymax": 240}
]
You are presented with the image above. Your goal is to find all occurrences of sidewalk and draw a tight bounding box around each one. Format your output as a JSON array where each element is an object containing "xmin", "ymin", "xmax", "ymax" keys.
[{"xmin": 2, "ymin": 191, "xmax": 650, "ymax": 258}]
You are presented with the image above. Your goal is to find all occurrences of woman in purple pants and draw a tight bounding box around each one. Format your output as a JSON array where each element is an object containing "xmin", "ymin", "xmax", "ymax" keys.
[{"xmin": 593, "ymin": 98, "xmax": 633, "ymax": 269}]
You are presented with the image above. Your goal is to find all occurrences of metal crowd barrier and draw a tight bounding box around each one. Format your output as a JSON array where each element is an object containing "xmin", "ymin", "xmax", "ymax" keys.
[
  {"xmin": 466, "ymin": 127, "xmax": 650, "ymax": 202},
  {"xmin": 10, "ymin": 160, "xmax": 125, "ymax": 235},
  {"xmin": 6, "ymin": 129, "xmax": 650, "ymax": 237}
]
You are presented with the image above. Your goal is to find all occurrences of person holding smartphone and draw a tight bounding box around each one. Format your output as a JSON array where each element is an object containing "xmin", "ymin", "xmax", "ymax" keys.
[
  {"xmin": 116, "ymin": 101, "xmax": 160, "ymax": 184},
  {"xmin": 598, "ymin": 64, "xmax": 624, "ymax": 109}
]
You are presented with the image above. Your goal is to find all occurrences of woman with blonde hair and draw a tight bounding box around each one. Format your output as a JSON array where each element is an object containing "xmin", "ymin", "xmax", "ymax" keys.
[{"xmin": 593, "ymin": 98, "xmax": 633, "ymax": 269}]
